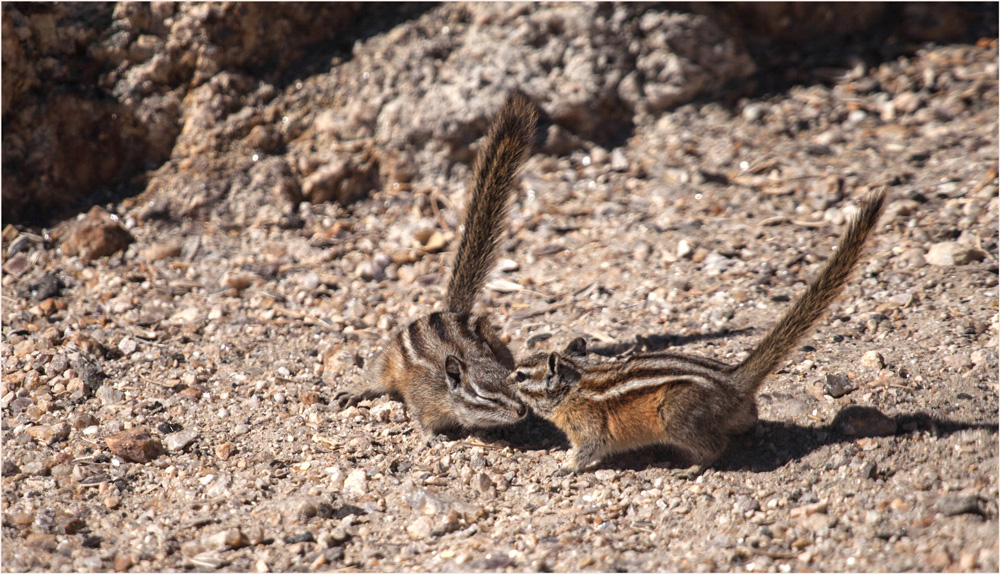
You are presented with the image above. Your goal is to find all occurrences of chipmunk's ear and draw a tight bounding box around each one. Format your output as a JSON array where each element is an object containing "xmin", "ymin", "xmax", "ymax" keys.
[
  {"xmin": 444, "ymin": 355, "xmax": 465, "ymax": 390},
  {"xmin": 546, "ymin": 353, "xmax": 560, "ymax": 376},
  {"xmin": 546, "ymin": 352, "xmax": 580, "ymax": 387},
  {"xmin": 564, "ymin": 337, "xmax": 587, "ymax": 357}
]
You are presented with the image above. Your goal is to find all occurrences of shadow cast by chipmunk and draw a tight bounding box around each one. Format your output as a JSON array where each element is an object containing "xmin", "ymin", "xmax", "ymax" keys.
[{"xmin": 586, "ymin": 410, "xmax": 998, "ymax": 476}]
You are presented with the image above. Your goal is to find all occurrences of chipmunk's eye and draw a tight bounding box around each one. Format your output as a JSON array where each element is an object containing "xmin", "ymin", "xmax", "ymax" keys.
[{"xmin": 514, "ymin": 371, "xmax": 528, "ymax": 383}]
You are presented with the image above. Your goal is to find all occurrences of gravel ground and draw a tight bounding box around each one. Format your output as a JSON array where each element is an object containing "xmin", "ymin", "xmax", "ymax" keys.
[{"xmin": 2, "ymin": 5, "xmax": 998, "ymax": 573}]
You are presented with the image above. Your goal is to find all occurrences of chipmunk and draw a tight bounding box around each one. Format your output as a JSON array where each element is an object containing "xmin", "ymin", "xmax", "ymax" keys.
[
  {"xmin": 334, "ymin": 94, "xmax": 538, "ymax": 440},
  {"xmin": 511, "ymin": 187, "xmax": 887, "ymax": 473}
]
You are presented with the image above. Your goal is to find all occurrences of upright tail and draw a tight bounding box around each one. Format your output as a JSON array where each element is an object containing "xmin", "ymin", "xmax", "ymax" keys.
[
  {"xmin": 445, "ymin": 93, "xmax": 539, "ymax": 315},
  {"xmin": 732, "ymin": 187, "xmax": 887, "ymax": 393}
]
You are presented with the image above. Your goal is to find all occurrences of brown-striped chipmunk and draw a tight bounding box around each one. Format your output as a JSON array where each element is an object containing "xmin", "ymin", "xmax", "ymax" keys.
[
  {"xmin": 511, "ymin": 187, "xmax": 887, "ymax": 473},
  {"xmin": 335, "ymin": 94, "xmax": 539, "ymax": 441}
]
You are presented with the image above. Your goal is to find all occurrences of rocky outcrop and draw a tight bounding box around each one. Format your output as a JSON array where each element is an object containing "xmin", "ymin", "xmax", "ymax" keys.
[
  {"xmin": 1, "ymin": 2, "xmax": 987, "ymax": 225},
  {"xmin": 2, "ymin": 2, "xmax": 363, "ymax": 224}
]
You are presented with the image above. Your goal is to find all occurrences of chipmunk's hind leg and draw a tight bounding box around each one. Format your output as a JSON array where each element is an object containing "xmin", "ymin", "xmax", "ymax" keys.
[
  {"xmin": 724, "ymin": 399, "xmax": 759, "ymax": 436},
  {"xmin": 656, "ymin": 389, "xmax": 732, "ymax": 467}
]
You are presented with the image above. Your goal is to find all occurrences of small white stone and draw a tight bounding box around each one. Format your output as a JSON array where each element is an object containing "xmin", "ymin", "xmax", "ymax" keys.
[
  {"xmin": 118, "ymin": 337, "xmax": 137, "ymax": 355},
  {"xmin": 860, "ymin": 351, "xmax": 885, "ymax": 370},
  {"xmin": 676, "ymin": 239, "xmax": 693, "ymax": 259},
  {"xmin": 343, "ymin": 468, "xmax": 367, "ymax": 498}
]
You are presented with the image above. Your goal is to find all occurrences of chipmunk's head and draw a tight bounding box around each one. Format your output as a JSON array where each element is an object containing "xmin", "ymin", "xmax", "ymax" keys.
[
  {"xmin": 510, "ymin": 337, "xmax": 587, "ymax": 415},
  {"xmin": 442, "ymin": 352, "xmax": 528, "ymax": 427}
]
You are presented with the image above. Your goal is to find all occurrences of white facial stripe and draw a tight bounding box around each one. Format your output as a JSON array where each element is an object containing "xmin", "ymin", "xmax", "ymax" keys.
[{"xmin": 400, "ymin": 329, "xmax": 436, "ymax": 370}]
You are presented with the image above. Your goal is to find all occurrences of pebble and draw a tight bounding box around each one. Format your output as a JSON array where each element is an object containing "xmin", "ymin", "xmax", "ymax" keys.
[
  {"xmin": 476, "ymin": 472, "xmax": 496, "ymax": 496},
  {"xmin": 860, "ymin": 351, "xmax": 885, "ymax": 370},
  {"xmin": 215, "ymin": 441, "xmax": 235, "ymax": 460},
  {"xmin": 858, "ymin": 460, "xmax": 878, "ymax": 479},
  {"xmin": 3, "ymin": 253, "xmax": 32, "ymax": 277},
  {"xmin": 318, "ymin": 527, "xmax": 351, "ymax": 548},
  {"xmin": 112, "ymin": 554, "xmax": 134, "ymax": 572},
  {"xmin": 97, "ymin": 385, "xmax": 124, "ymax": 406},
  {"xmin": 142, "ymin": 241, "xmax": 183, "ymax": 262},
  {"xmin": 742, "ymin": 102, "xmax": 767, "ymax": 123},
  {"xmin": 282, "ymin": 531, "xmax": 315, "ymax": 544},
  {"xmin": 342, "ymin": 468, "xmax": 368, "ymax": 497},
  {"xmin": 789, "ymin": 500, "xmax": 828, "ymax": 518},
  {"xmin": 326, "ymin": 466, "xmax": 345, "ymax": 490},
  {"xmin": 284, "ymin": 496, "xmax": 331, "ymax": 523},
  {"xmin": 924, "ymin": 242, "xmax": 986, "ymax": 266},
  {"xmin": 61, "ymin": 206, "xmax": 135, "ymax": 261},
  {"xmin": 21, "ymin": 460, "xmax": 49, "ymax": 475},
  {"xmin": 207, "ymin": 527, "xmax": 250, "ymax": 550},
  {"xmin": 70, "ymin": 411, "xmax": 99, "ymax": 430},
  {"xmin": 170, "ymin": 306, "xmax": 202, "ymax": 324},
  {"xmin": 2, "ymin": 460, "xmax": 21, "ymax": 477},
  {"xmin": 118, "ymin": 337, "xmax": 138, "ymax": 355},
  {"xmin": 676, "ymin": 239, "xmax": 694, "ymax": 259},
  {"xmin": 610, "ymin": 148, "xmax": 629, "ymax": 171},
  {"xmin": 105, "ymin": 428, "xmax": 163, "ymax": 463},
  {"xmin": 823, "ymin": 373, "xmax": 858, "ymax": 398},
  {"xmin": 164, "ymin": 429, "xmax": 200, "ymax": 452},
  {"xmin": 942, "ymin": 353, "xmax": 972, "ymax": 371},
  {"xmin": 188, "ymin": 552, "xmax": 227, "ymax": 570},
  {"xmin": 413, "ymin": 229, "xmax": 447, "ymax": 253},
  {"xmin": 970, "ymin": 348, "xmax": 995, "ymax": 366},
  {"xmin": 223, "ymin": 272, "xmax": 257, "ymax": 292},
  {"xmin": 26, "ymin": 422, "xmax": 70, "ymax": 445},
  {"xmin": 368, "ymin": 402, "xmax": 396, "ymax": 422},
  {"xmin": 900, "ymin": 248, "xmax": 926, "ymax": 268},
  {"xmin": 934, "ymin": 494, "xmax": 981, "ymax": 517},
  {"xmin": 46, "ymin": 354, "xmax": 69, "ymax": 376},
  {"xmin": 594, "ymin": 469, "xmax": 616, "ymax": 481},
  {"xmin": 407, "ymin": 516, "xmax": 434, "ymax": 539},
  {"xmin": 885, "ymin": 199, "xmax": 921, "ymax": 220},
  {"xmin": 495, "ymin": 258, "xmax": 520, "ymax": 272},
  {"xmin": 633, "ymin": 242, "xmax": 652, "ymax": 261},
  {"xmin": 834, "ymin": 405, "xmax": 897, "ymax": 437}
]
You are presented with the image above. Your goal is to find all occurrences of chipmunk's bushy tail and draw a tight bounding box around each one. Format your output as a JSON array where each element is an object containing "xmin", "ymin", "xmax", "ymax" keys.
[
  {"xmin": 733, "ymin": 187, "xmax": 887, "ymax": 393},
  {"xmin": 446, "ymin": 93, "xmax": 538, "ymax": 315}
]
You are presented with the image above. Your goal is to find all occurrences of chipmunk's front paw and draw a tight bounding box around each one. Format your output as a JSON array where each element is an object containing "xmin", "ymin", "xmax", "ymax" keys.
[
  {"xmin": 422, "ymin": 433, "xmax": 451, "ymax": 448},
  {"xmin": 332, "ymin": 390, "xmax": 360, "ymax": 409},
  {"xmin": 552, "ymin": 466, "xmax": 576, "ymax": 478},
  {"xmin": 668, "ymin": 464, "xmax": 705, "ymax": 481}
]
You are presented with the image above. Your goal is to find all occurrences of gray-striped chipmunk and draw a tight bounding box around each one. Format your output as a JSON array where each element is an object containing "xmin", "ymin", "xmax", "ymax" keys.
[
  {"xmin": 335, "ymin": 94, "xmax": 539, "ymax": 441},
  {"xmin": 511, "ymin": 187, "xmax": 887, "ymax": 473}
]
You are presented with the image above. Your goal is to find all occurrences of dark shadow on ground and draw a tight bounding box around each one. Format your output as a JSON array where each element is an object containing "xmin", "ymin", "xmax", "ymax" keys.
[{"xmin": 496, "ymin": 410, "xmax": 998, "ymax": 474}]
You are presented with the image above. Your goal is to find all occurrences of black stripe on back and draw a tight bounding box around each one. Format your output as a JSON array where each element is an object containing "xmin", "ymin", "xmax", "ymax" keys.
[
  {"xmin": 428, "ymin": 312, "xmax": 451, "ymax": 346},
  {"xmin": 632, "ymin": 352, "xmax": 732, "ymax": 371},
  {"xmin": 458, "ymin": 315, "xmax": 479, "ymax": 346}
]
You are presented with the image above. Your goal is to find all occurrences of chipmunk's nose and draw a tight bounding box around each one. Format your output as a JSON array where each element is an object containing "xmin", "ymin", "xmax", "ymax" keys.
[{"xmin": 516, "ymin": 403, "xmax": 528, "ymax": 418}]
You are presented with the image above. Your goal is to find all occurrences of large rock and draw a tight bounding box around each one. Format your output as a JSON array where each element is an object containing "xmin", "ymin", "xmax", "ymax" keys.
[
  {"xmin": 3, "ymin": 2, "xmax": 986, "ymax": 225},
  {"xmin": 1, "ymin": 2, "xmax": 364, "ymax": 224}
]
